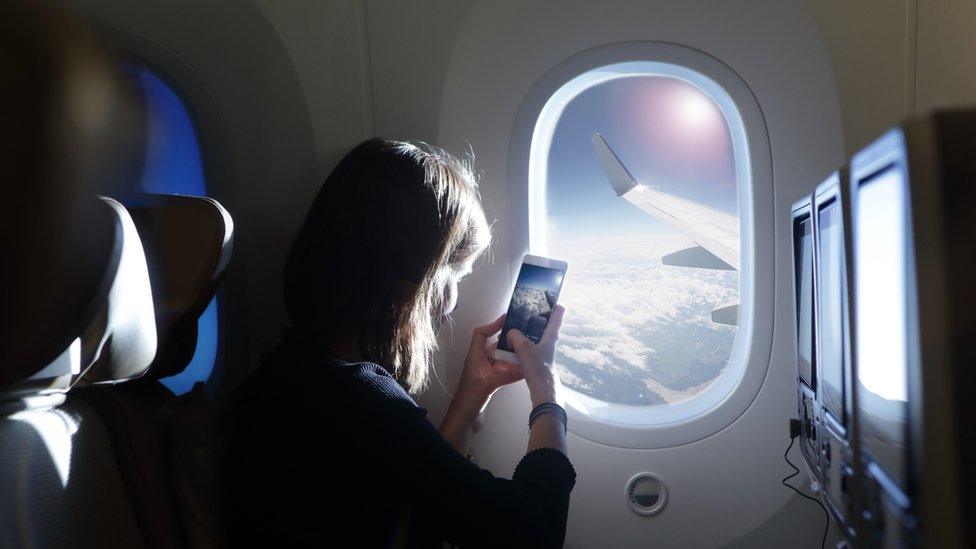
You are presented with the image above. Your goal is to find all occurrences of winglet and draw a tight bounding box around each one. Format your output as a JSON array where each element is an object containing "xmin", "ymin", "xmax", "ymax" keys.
[
  {"xmin": 710, "ymin": 303, "xmax": 739, "ymax": 326},
  {"xmin": 590, "ymin": 133, "xmax": 639, "ymax": 196},
  {"xmin": 662, "ymin": 245, "xmax": 735, "ymax": 271}
]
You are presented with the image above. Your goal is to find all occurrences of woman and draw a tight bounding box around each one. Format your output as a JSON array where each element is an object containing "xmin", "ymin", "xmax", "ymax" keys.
[{"xmin": 224, "ymin": 139, "xmax": 575, "ymax": 547}]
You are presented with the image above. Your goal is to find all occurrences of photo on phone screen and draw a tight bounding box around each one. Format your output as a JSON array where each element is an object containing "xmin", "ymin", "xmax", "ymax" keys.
[{"xmin": 497, "ymin": 258, "xmax": 567, "ymax": 353}]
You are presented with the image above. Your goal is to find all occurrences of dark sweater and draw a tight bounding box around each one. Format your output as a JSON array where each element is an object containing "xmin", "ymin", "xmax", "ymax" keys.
[{"xmin": 223, "ymin": 332, "xmax": 576, "ymax": 548}]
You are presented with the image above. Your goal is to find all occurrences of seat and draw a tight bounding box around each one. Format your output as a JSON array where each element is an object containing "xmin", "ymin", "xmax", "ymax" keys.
[
  {"xmin": 1, "ymin": 4, "xmax": 160, "ymax": 546},
  {"xmin": 73, "ymin": 194, "xmax": 234, "ymax": 549},
  {"xmin": 0, "ymin": 194, "xmax": 118, "ymax": 404},
  {"xmin": 0, "ymin": 0, "xmax": 144, "ymax": 384},
  {"xmin": 125, "ymin": 194, "xmax": 233, "ymax": 381},
  {"xmin": 1, "ymin": 196, "xmax": 157, "ymax": 548}
]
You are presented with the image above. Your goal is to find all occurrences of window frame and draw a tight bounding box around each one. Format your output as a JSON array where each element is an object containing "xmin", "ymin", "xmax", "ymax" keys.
[{"xmin": 507, "ymin": 42, "xmax": 774, "ymax": 448}]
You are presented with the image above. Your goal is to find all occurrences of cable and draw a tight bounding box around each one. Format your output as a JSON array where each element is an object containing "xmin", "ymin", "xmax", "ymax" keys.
[{"xmin": 782, "ymin": 436, "xmax": 830, "ymax": 549}]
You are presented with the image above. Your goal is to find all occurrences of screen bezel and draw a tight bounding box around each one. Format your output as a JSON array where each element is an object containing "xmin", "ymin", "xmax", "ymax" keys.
[
  {"xmin": 813, "ymin": 174, "xmax": 853, "ymax": 438},
  {"xmin": 791, "ymin": 200, "xmax": 816, "ymax": 391},
  {"xmin": 848, "ymin": 128, "xmax": 920, "ymax": 508},
  {"xmin": 792, "ymin": 196, "xmax": 822, "ymax": 477}
]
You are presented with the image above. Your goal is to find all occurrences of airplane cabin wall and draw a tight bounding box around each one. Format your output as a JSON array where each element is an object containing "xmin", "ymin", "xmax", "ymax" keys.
[
  {"xmin": 915, "ymin": 1, "xmax": 976, "ymax": 113},
  {"xmin": 364, "ymin": 1, "xmax": 842, "ymax": 547},
  {"xmin": 806, "ymin": 0, "xmax": 976, "ymax": 157},
  {"xmin": 804, "ymin": 0, "xmax": 916, "ymax": 158},
  {"xmin": 253, "ymin": 0, "xmax": 375, "ymax": 178}
]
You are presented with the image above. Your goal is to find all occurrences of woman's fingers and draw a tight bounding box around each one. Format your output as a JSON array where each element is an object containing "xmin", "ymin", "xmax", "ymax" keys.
[
  {"xmin": 484, "ymin": 313, "xmax": 507, "ymax": 334},
  {"xmin": 540, "ymin": 305, "xmax": 565, "ymax": 346},
  {"xmin": 485, "ymin": 343, "xmax": 518, "ymax": 371},
  {"xmin": 507, "ymin": 328, "xmax": 553, "ymax": 398},
  {"xmin": 507, "ymin": 329, "xmax": 538, "ymax": 363},
  {"xmin": 468, "ymin": 314, "xmax": 506, "ymax": 358},
  {"xmin": 486, "ymin": 367, "xmax": 524, "ymax": 391},
  {"xmin": 506, "ymin": 329, "xmax": 530, "ymax": 351}
]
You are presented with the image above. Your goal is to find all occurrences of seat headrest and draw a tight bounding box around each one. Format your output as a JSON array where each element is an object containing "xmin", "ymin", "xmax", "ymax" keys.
[
  {"xmin": 0, "ymin": 1, "xmax": 150, "ymax": 407},
  {"xmin": 78, "ymin": 197, "xmax": 159, "ymax": 385},
  {"xmin": 122, "ymin": 194, "xmax": 234, "ymax": 380},
  {"xmin": 0, "ymin": 196, "xmax": 157, "ymax": 404}
]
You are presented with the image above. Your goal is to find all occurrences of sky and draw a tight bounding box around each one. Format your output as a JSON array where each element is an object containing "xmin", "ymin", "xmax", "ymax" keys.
[
  {"xmin": 515, "ymin": 263, "xmax": 565, "ymax": 292},
  {"xmin": 545, "ymin": 75, "xmax": 738, "ymax": 241}
]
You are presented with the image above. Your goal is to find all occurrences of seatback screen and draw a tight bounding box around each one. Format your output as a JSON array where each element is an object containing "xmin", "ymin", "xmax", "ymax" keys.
[
  {"xmin": 817, "ymin": 200, "xmax": 845, "ymax": 424},
  {"xmin": 794, "ymin": 215, "xmax": 815, "ymax": 387},
  {"xmin": 854, "ymin": 166, "xmax": 909, "ymax": 490}
]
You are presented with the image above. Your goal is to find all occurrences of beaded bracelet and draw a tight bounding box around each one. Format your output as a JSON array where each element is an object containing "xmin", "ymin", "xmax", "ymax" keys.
[{"xmin": 529, "ymin": 401, "xmax": 568, "ymax": 433}]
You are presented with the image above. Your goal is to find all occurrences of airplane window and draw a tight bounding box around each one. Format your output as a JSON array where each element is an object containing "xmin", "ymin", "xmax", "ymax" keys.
[
  {"xmin": 533, "ymin": 71, "xmax": 740, "ymax": 419},
  {"xmin": 124, "ymin": 64, "xmax": 220, "ymax": 396}
]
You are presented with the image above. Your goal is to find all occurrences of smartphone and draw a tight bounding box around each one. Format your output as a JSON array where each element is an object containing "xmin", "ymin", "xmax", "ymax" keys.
[{"xmin": 493, "ymin": 254, "xmax": 568, "ymax": 364}]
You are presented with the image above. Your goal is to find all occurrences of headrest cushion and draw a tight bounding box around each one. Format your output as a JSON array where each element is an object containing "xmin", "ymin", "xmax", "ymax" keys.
[
  {"xmin": 1, "ymin": 195, "xmax": 158, "ymax": 400},
  {"xmin": 124, "ymin": 194, "xmax": 233, "ymax": 379},
  {"xmin": 78, "ymin": 197, "xmax": 158, "ymax": 384}
]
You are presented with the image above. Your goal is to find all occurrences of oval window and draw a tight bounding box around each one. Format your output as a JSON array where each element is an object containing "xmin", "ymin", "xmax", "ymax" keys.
[{"xmin": 529, "ymin": 61, "xmax": 751, "ymax": 428}]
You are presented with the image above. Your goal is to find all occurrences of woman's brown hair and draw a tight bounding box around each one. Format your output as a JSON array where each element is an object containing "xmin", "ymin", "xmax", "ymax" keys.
[{"xmin": 284, "ymin": 139, "xmax": 490, "ymax": 392}]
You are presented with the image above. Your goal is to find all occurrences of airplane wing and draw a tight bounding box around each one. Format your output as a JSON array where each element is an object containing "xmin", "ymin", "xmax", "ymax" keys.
[
  {"xmin": 590, "ymin": 133, "xmax": 740, "ymax": 271},
  {"xmin": 591, "ymin": 133, "xmax": 741, "ymax": 326}
]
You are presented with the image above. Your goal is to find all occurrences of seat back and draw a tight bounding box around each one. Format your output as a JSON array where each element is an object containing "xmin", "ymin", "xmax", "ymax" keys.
[
  {"xmin": 1, "ymin": 196, "xmax": 157, "ymax": 548},
  {"xmin": 0, "ymin": 195, "xmax": 115, "ymax": 404},
  {"xmin": 0, "ymin": 0, "xmax": 143, "ymax": 388},
  {"xmin": 1, "ymin": 3, "xmax": 237, "ymax": 546},
  {"xmin": 1, "ymin": 3, "xmax": 157, "ymax": 546},
  {"xmin": 74, "ymin": 194, "xmax": 234, "ymax": 549},
  {"xmin": 126, "ymin": 194, "xmax": 234, "ymax": 381}
]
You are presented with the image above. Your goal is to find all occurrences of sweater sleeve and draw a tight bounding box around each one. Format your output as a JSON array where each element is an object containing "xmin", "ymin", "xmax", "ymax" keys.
[{"xmin": 376, "ymin": 395, "xmax": 577, "ymax": 548}]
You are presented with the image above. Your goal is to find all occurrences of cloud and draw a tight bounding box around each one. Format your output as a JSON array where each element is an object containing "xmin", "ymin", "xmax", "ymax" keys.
[{"xmin": 547, "ymin": 234, "xmax": 739, "ymax": 405}]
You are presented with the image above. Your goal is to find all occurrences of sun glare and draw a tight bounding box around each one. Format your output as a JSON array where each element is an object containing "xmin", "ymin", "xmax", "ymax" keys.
[{"xmin": 676, "ymin": 89, "xmax": 717, "ymax": 127}]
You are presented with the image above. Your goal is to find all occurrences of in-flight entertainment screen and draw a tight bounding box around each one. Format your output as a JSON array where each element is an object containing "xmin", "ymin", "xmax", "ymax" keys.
[
  {"xmin": 817, "ymin": 199, "xmax": 846, "ymax": 424},
  {"xmin": 794, "ymin": 215, "xmax": 815, "ymax": 388},
  {"xmin": 854, "ymin": 165, "xmax": 910, "ymax": 490}
]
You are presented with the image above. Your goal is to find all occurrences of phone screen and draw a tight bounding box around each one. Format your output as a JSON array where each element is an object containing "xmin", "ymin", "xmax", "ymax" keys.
[{"xmin": 496, "ymin": 261, "xmax": 566, "ymax": 352}]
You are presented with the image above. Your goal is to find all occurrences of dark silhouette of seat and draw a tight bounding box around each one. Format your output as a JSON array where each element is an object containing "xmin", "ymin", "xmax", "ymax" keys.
[
  {"xmin": 0, "ymin": 3, "xmax": 198, "ymax": 547},
  {"xmin": 74, "ymin": 194, "xmax": 234, "ymax": 548},
  {"xmin": 1, "ymin": 195, "xmax": 158, "ymax": 548}
]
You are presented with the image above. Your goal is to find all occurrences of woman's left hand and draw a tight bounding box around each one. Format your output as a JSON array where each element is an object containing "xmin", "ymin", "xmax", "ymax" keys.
[{"xmin": 439, "ymin": 314, "xmax": 523, "ymax": 452}]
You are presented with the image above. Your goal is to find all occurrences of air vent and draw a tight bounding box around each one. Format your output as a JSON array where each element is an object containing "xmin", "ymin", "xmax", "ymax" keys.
[{"xmin": 626, "ymin": 473, "xmax": 668, "ymax": 516}]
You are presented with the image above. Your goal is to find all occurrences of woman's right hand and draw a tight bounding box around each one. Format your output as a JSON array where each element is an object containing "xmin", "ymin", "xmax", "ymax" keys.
[{"xmin": 506, "ymin": 305, "xmax": 565, "ymax": 407}]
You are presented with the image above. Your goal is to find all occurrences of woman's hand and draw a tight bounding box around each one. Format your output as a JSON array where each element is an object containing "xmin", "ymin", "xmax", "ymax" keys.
[
  {"xmin": 439, "ymin": 314, "xmax": 523, "ymax": 453},
  {"xmin": 508, "ymin": 306, "xmax": 569, "ymax": 456},
  {"xmin": 506, "ymin": 305, "xmax": 565, "ymax": 407}
]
